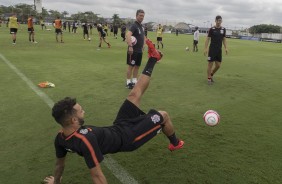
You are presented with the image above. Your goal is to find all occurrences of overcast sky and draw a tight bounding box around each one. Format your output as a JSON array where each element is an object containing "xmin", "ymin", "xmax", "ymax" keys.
[{"xmin": 1, "ymin": 0, "xmax": 282, "ymax": 28}]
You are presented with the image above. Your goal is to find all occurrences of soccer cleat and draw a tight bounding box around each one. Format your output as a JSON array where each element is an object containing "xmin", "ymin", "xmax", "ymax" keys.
[
  {"xmin": 126, "ymin": 83, "xmax": 133, "ymax": 89},
  {"xmin": 208, "ymin": 79, "xmax": 213, "ymax": 85},
  {"xmin": 168, "ymin": 140, "xmax": 184, "ymax": 151},
  {"xmin": 33, "ymin": 41, "xmax": 38, "ymax": 44}
]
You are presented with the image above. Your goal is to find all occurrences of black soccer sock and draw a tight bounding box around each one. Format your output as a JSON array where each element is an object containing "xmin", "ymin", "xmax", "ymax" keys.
[
  {"xmin": 167, "ymin": 133, "xmax": 179, "ymax": 146},
  {"xmin": 142, "ymin": 57, "xmax": 157, "ymax": 77},
  {"xmin": 161, "ymin": 43, "xmax": 163, "ymax": 48}
]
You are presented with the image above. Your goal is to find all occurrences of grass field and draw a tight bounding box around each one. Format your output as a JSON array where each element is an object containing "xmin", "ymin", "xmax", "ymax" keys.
[{"xmin": 0, "ymin": 24, "xmax": 282, "ymax": 184}]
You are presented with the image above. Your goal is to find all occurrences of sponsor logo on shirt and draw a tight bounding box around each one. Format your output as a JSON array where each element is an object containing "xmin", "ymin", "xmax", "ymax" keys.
[
  {"xmin": 151, "ymin": 114, "xmax": 161, "ymax": 124},
  {"xmin": 79, "ymin": 129, "xmax": 88, "ymax": 135}
]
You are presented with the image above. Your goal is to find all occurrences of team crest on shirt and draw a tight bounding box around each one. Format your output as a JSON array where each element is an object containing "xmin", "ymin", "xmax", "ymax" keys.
[
  {"xmin": 79, "ymin": 128, "xmax": 88, "ymax": 135},
  {"xmin": 151, "ymin": 114, "xmax": 161, "ymax": 124}
]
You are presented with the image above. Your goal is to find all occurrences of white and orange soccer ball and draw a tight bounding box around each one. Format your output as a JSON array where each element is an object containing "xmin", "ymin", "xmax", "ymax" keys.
[
  {"xmin": 131, "ymin": 36, "xmax": 137, "ymax": 46},
  {"xmin": 203, "ymin": 110, "xmax": 220, "ymax": 126}
]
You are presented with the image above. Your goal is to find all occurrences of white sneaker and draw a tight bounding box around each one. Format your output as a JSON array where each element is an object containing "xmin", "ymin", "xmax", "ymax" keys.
[{"xmin": 33, "ymin": 41, "xmax": 38, "ymax": 44}]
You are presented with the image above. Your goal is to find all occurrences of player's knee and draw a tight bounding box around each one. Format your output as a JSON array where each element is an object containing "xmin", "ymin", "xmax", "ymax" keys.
[
  {"xmin": 158, "ymin": 111, "xmax": 169, "ymax": 123},
  {"xmin": 127, "ymin": 89, "xmax": 141, "ymax": 101}
]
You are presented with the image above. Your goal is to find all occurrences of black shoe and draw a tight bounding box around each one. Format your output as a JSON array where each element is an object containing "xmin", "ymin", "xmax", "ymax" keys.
[{"xmin": 126, "ymin": 83, "xmax": 133, "ymax": 89}]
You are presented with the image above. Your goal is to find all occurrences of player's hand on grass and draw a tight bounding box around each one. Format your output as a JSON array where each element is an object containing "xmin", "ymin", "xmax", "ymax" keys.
[{"xmin": 43, "ymin": 176, "xmax": 54, "ymax": 184}]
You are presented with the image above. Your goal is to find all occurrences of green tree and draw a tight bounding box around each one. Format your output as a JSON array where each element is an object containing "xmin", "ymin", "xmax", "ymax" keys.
[
  {"xmin": 112, "ymin": 13, "xmax": 121, "ymax": 25},
  {"xmin": 249, "ymin": 24, "xmax": 281, "ymax": 34},
  {"xmin": 62, "ymin": 11, "xmax": 69, "ymax": 19},
  {"xmin": 49, "ymin": 10, "xmax": 61, "ymax": 18}
]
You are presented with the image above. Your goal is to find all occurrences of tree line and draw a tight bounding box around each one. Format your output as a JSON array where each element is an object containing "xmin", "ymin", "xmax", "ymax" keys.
[{"xmin": 0, "ymin": 3, "xmax": 126, "ymax": 25}]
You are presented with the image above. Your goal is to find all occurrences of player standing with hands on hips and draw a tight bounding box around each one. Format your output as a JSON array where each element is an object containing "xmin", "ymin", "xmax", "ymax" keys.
[
  {"xmin": 125, "ymin": 9, "xmax": 146, "ymax": 89},
  {"xmin": 204, "ymin": 15, "xmax": 228, "ymax": 85}
]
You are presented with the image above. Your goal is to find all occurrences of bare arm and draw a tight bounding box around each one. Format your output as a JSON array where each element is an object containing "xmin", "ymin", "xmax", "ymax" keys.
[
  {"xmin": 90, "ymin": 165, "xmax": 108, "ymax": 184},
  {"xmin": 53, "ymin": 157, "xmax": 65, "ymax": 184},
  {"xmin": 204, "ymin": 37, "xmax": 210, "ymax": 56},
  {"xmin": 126, "ymin": 31, "xmax": 133, "ymax": 54},
  {"xmin": 43, "ymin": 157, "xmax": 65, "ymax": 184},
  {"xmin": 223, "ymin": 37, "xmax": 228, "ymax": 55}
]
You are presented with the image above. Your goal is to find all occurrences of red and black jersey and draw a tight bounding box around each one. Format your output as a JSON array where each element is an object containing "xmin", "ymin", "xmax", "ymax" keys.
[
  {"xmin": 54, "ymin": 101, "xmax": 164, "ymax": 169},
  {"xmin": 207, "ymin": 26, "xmax": 226, "ymax": 50},
  {"xmin": 55, "ymin": 125, "xmax": 129, "ymax": 169}
]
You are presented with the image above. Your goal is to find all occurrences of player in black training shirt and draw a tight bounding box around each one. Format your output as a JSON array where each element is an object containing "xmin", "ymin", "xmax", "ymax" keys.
[
  {"xmin": 204, "ymin": 15, "xmax": 228, "ymax": 85},
  {"xmin": 125, "ymin": 9, "xmax": 146, "ymax": 89},
  {"xmin": 43, "ymin": 49, "xmax": 184, "ymax": 184},
  {"xmin": 82, "ymin": 23, "xmax": 90, "ymax": 41},
  {"xmin": 97, "ymin": 24, "xmax": 111, "ymax": 48}
]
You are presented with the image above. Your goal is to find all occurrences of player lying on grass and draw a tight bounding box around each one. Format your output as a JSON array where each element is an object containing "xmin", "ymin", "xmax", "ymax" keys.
[{"xmin": 44, "ymin": 39, "xmax": 184, "ymax": 184}]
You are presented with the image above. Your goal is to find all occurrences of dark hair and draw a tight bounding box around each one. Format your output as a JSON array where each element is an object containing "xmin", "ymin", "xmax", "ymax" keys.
[
  {"xmin": 215, "ymin": 15, "xmax": 222, "ymax": 20},
  {"xmin": 136, "ymin": 9, "xmax": 145, "ymax": 16},
  {"xmin": 52, "ymin": 97, "xmax": 77, "ymax": 126}
]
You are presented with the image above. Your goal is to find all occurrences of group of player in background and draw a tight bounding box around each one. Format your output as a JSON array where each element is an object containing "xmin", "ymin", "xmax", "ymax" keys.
[{"xmin": 6, "ymin": 13, "xmax": 227, "ymax": 86}]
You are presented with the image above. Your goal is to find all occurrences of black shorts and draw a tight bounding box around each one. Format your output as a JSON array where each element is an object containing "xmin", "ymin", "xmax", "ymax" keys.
[
  {"xmin": 10, "ymin": 28, "xmax": 18, "ymax": 34},
  {"xmin": 193, "ymin": 40, "xmax": 198, "ymax": 45},
  {"xmin": 28, "ymin": 28, "xmax": 34, "ymax": 33},
  {"xmin": 114, "ymin": 30, "xmax": 118, "ymax": 34},
  {"xmin": 127, "ymin": 52, "xmax": 143, "ymax": 66},
  {"xmin": 157, "ymin": 37, "xmax": 162, "ymax": 41},
  {"xmin": 208, "ymin": 49, "xmax": 222, "ymax": 62},
  {"xmin": 55, "ymin": 29, "xmax": 63, "ymax": 34},
  {"xmin": 114, "ymin": 100, "xmax": 163, "ymax": 151},
  {"xmin": 83, "ymin": 30, "xmax": 89, "ymax": 35}
]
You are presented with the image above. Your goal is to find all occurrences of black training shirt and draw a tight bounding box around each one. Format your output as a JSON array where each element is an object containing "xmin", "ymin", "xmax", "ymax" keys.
[
  {"xmin": 129, "ymin": 21, "xmax": 145, "ymax": 53},
  {"xmin": 207, "ymin": 26, "xmax": 226, "ymax": 50}
]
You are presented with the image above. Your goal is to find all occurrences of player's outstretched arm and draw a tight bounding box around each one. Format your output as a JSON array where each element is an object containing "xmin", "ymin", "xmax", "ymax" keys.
[
  {"xmin": 90, "ymin": 165, "xmax": 108, "ymax": 184},
  {"xmin": 43, "ymin": 157, "xmax": 65, "ymax": 184}
]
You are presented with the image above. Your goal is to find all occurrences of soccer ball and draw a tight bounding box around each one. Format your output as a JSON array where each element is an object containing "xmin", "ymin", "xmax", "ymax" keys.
[
  {"xmin": 185, "ymin": 47, "xmax": 189, "ymax": 51},
  {"xmin": 88, "ymin": 38, "xmax": 91, "ymax": 41},
  {"xmin": 203, "ymin": 110, "xmax": 220, "ymax": 126},
  {"xmin": 131, "ymin": 36, "xmax": 137, "ymax": 46}
]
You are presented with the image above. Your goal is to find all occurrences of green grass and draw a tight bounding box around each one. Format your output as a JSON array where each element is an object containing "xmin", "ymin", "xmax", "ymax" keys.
[{"xmin": 0, "ymin": 24, "xmax": 282, "ymax": 184}]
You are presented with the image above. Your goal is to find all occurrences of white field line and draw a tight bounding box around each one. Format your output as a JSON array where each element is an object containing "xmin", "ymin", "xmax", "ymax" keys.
[{"xmin": 0, "ymin": 53, "xmax": 138, "ymax": 184}]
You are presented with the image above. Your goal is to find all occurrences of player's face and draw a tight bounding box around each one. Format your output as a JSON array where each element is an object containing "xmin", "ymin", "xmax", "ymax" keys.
[
  {"xmin": 73, "ymin": 103, "xmax": 85, "ymax": 125},
  {"xmin": 136, "ymin": 12, "xmax": 145, "ymax": 23},
  {"xmin": 215, "ymin": 19, "xmax": 222, "ymax": 26}
]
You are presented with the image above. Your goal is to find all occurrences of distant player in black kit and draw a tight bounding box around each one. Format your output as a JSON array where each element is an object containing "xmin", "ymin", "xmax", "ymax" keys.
[
  {"xmin": 43, "ymin": 49, "xmax": 184, "ymax": 184},
  {"xmin": 121, "ymin": 23, "xmax": 126, "ymax": 41},
  {"xmin": 97, "ymin": 24, "xmax": 111, "ymax": 48},
  {"xmin": 204, "ymin": 15, "xmax": 228, "ymax": 85},
  {"xmin": 113, "ymin": 24, "xmax": 118, "ymax": 39},
  {"xmin": 82, "ymin": 22, "xmax": 90, "ymax": 41}
]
